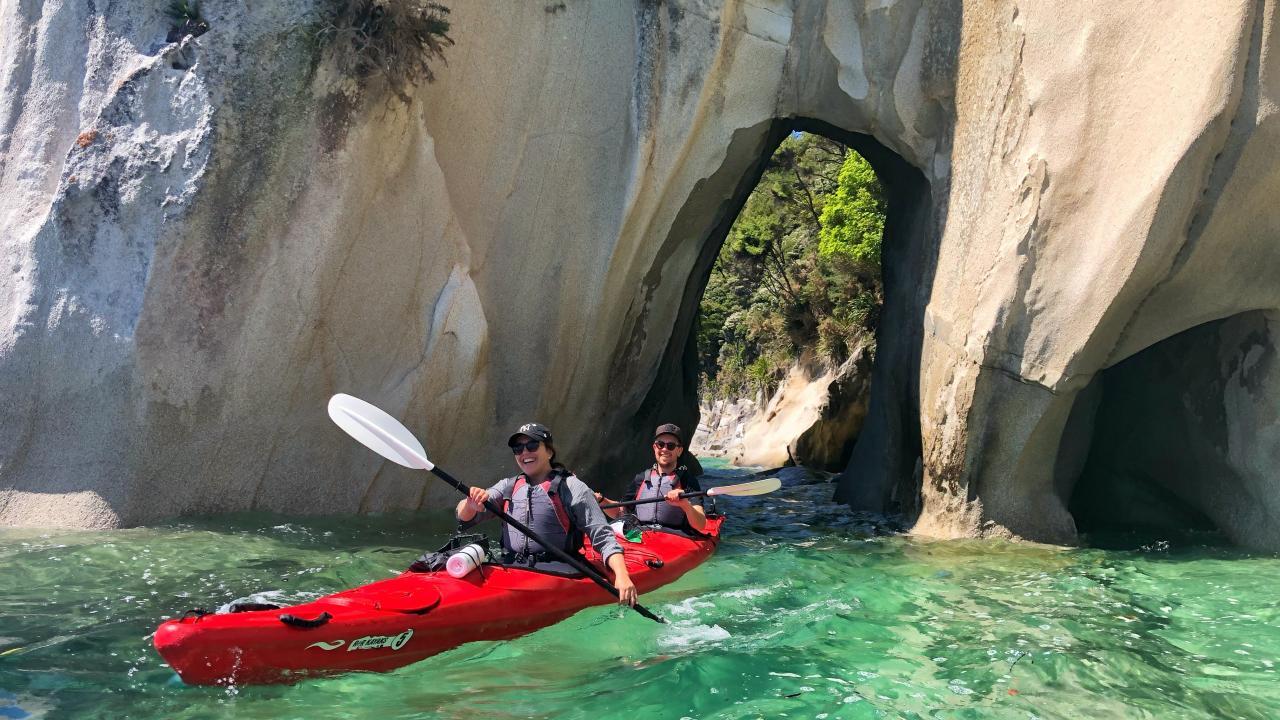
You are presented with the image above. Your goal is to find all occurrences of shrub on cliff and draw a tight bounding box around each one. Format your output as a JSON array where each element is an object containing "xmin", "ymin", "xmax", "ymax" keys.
[
  {"xmin": 166, "ymin": 0, "xmax": 209, "ymax": 42},
  {"xmin": 320, "ymin": 0, "xmax": 454, "ymax": 103}
]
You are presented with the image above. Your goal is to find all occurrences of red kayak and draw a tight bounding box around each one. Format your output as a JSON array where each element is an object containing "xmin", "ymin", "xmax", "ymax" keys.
[{"xmin": 153, "ymin": 517, "xmax": 721, "ymax": 685}]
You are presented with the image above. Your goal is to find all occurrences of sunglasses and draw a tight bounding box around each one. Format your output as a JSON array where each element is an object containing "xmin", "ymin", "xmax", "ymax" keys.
[
  {"xmin": 653, "ymin": 441, "xmax": 681, "ymax": 451},
  {"xmin": 509, "ymin": 440, "xmax": 542, "ymax": 454}
]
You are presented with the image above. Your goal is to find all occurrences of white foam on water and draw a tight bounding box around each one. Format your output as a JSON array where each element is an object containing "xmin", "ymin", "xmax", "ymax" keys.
[
  {"xmin": 658, "ymin": 622, "xmax": 731, "ymax": 650},
  {"xmin": 216, "ymin": 589, "xmax": 321, "ymax": 614},
  {"xmin": 721, "ymin": 586, "xmax": 771, "ymax": 599},
  {"xmin": 664, "ymin": 596, "xmax": 717, "ymax": 617}
]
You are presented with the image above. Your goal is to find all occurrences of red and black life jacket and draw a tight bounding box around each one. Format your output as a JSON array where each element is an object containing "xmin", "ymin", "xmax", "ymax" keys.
[
  {"xmin": 631, "ymin": 465, "xmax": 698, "ymax": 528},
  {"xmin": 500, "ymin": 469, "xmax": 578, "ymax": 557}
]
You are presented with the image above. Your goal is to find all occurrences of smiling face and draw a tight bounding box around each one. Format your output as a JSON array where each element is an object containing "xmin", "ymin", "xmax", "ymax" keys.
[
  {"xmin": 510, "ymin": 434, "xmax": 554, "ymax": 478},
  {"xmin": 652, "ymin": 433, "xmax": 683, "ymax": 470}
]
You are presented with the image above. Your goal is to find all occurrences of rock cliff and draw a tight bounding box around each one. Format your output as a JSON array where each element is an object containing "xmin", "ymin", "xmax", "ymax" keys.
[{"xmin": 2, "ymin": 1, "xmax": 1278, "ymax": 549}]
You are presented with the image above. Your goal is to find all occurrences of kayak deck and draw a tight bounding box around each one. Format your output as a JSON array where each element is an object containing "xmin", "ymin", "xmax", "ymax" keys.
[{"xmin": 153, "ymin": 518, "xmax": 721, "ymax": 685}]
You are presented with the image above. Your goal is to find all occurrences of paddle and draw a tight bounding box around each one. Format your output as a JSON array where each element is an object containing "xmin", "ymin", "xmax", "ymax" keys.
[
  {"xmin": 327, "ymin": 393, "xmax": 665, "ymax": 624},
  {"xmin": 599, "ymin": 477, "xmax": 781, "ymax": 509}
]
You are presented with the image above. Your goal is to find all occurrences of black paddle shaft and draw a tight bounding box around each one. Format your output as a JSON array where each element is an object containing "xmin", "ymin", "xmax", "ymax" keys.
[
  {"xmin": 599, "ymin": 490, "xmax": 706, "ymax": 510},
  {"xmin": 428, "ymin": 466, "xmax": 665, "ymax": 624}
]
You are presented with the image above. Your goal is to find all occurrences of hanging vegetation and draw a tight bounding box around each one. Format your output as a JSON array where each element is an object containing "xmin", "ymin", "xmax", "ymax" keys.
[{"xmin": 319, "ymin": 0, "xmax": 454, "ymax": 103}]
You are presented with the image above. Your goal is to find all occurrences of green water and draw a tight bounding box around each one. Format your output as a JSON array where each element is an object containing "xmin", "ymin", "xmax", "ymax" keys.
[{"xmin": 2, "ymin": 462, "xmax": 1278, "ymax": 720}]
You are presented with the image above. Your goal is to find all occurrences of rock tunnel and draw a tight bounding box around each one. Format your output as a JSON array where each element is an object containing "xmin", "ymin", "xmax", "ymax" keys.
[
  {"xmin": 592, "ymin": 116, "xmax": 932, "ymax": 511},
  {"xmin": 652, "ymin": 107, "xmax": 1280, "ymax": 551}
]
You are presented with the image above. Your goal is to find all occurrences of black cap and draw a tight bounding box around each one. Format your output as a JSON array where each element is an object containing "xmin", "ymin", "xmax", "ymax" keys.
[
  {"xmin": 652, "ymin": 423, "xmax": 684, "ymax": 444},
  {"xmin": 508, "ymin": 422, "xmax": 552, "ymax": 446}
]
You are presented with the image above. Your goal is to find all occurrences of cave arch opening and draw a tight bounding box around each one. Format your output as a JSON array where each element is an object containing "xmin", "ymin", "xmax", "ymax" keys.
[
  {"xmin": 625, "ymin": 116, "xmax": 933, "ymax": 519},
  {"xmin": 1065, "ymin": 309, "xmax": 1280, "ymax": 549},
  {"xmin": 692, "ymin": 127, "xmax": 882, "ymax": 471}
]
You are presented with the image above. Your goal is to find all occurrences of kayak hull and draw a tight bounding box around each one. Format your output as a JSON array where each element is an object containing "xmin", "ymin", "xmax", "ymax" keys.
[{"xmin": 153, "ymin": 518, "xmax": 721, "ymax": 685}]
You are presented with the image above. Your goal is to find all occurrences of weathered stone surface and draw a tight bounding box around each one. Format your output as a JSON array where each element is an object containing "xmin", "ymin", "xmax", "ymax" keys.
[
  {"xmin": 2, "ymin": 0, "xmax": 1278, "ymax": 550},
  {"xmin": 691, "ymin": 395, "xmax": 761, "ymax": 460}
]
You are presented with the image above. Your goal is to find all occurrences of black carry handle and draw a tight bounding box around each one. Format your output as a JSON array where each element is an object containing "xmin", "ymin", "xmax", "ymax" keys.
[
  {"xmin": 599, "ymin": 490, "xmax": 705, "ymax": 510},
  {"xmin": 435, "ymin": 465, "xmax": 664, "ymax": 624},
  {"xmin": 278, "ymin": 611, "xmax": 332, "ymax": 628}
]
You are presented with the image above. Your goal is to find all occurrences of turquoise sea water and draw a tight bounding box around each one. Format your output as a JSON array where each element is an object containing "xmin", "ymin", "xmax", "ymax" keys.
[{"xmin": 2, "ymin": 460, "xmax": 1278, "ymax": 719}]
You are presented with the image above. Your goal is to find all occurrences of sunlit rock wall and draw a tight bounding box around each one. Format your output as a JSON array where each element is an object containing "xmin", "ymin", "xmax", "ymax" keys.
[
  {"xmin": 0, "ymin": 0, "xmax": 839, "ymax": 526},
  {"xmin": 3, "ymin": 0, "xmax": 1279, "ymax": 550}
]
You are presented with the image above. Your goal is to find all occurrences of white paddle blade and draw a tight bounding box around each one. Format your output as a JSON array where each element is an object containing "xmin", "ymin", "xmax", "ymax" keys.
[
  {"xmin": 327, "ymin": 394, "xmax": 434, "ymax": 471},
  {"xmin": 706, "ymin": 477, "xmax": 782, "ymax": 497}
]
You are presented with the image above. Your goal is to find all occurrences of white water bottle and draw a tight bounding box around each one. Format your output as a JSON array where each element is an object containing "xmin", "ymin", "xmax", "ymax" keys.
[{"xmin": 446, "ymin": 543, "xmax": 485, "ymax": 578}]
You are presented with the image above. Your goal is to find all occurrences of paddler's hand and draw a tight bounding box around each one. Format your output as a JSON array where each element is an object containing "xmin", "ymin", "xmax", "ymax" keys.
[
  {"xmin": 456, "ymin": 487, "xmax": 490, "ymax": 521},
  {"xmin": 614, "ymin": 575, "xmax": 637, "ymax": 607},
  {"xmin": 607, "ymin": 553, "xmax": 637, "ymax": 606},
  {"xmin": 466, "ymin": 487, "xmax": 490, "ymax": 511},
  {"xmin": 664, "ymin": 489, "xmax": 688, "ymax": 507},
  {"xmin": 596, "ymin": 491, "xmax": 622, "ymax": 518}
]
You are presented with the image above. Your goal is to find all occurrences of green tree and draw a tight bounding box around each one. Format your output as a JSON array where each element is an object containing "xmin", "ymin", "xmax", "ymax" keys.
[{"xmin": 818, "ymin": 152, "xmax": 885, "ymax": 265}]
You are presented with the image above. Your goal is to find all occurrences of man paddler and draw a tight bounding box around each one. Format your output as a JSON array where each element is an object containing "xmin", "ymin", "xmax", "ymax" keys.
[{"xmin": 599, "ymin": 423, "xmax": 707, "ymax": 534}]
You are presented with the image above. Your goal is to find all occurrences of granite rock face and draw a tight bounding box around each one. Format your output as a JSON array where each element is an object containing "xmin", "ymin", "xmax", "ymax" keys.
[{"xmin": 2, "ymin": 1, "xmax": 1279, "ymax": 548}]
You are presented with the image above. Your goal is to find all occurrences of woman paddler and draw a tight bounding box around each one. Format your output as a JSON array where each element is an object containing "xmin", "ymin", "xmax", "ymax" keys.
[{"xmin": 455, "ymin": 422, "xmax": 638, "ymax": 607}]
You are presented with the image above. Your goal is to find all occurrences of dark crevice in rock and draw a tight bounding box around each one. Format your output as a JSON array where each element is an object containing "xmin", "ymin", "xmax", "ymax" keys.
[{"xmin": 1070, "ymin": 310, "xmax": 1280, "ymax": 548}]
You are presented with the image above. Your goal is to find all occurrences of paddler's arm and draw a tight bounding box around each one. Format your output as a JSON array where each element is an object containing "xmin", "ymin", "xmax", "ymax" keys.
[
  {"xmin": 594, "ymin": 492, "xmax": 623, "ymax": 518},
  {"xmin": 664, "ymin": 489, "xmax": 707, "ymax": 531},
  {"xmin": 595, "ymin": 476, "xmax": 639, "ymax": 519},
  {"xmin": 455, "ymin": 479, "xmax": 513, "ymax": 523},
  {"xmin": 569, "ymin": 477, "xmax": 636, "ymax": 606},
  {"xmin": 606, "ymin": 552, "xmax": 636, "ymax": 607}
]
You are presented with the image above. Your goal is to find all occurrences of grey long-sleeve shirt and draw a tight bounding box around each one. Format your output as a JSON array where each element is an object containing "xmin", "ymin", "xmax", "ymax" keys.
[{"xmin": 461, "ymin": 473, "xmax": 623, "ymax": 565}]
